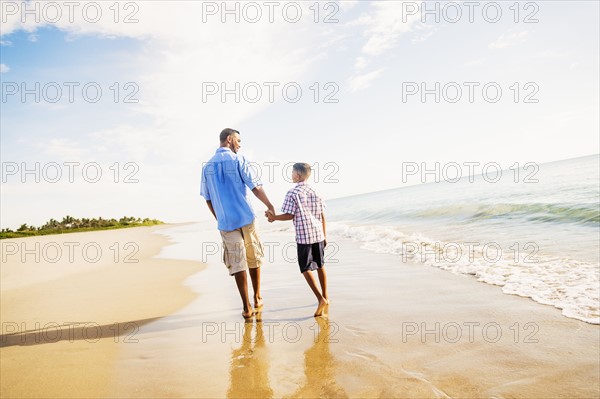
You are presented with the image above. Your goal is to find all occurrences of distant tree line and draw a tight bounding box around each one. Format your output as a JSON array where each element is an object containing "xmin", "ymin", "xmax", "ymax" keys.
[{"xmin": 0, "ymin": 216, "xmax": 163, "ymax": 239}]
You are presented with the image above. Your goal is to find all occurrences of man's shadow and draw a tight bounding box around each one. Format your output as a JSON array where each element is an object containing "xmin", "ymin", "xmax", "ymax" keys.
[
  {"xmin": 227, "ymin": 314, "xmax": 273, "ymax": 399},
  {"xmin": 226, "ymin": 314, "xmax": 347, "ymax": 399}
]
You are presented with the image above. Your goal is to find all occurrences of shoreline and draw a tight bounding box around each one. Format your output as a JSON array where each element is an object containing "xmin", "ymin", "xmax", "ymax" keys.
[
  {"xmin": 2, "ymin": 222, "xmax": 598, "ymax": 398},
  {"xmin": 112, "ymin": 225, "xmax": 599, "ymax": 398},
  {"xmin": 0, "ymin": 224, "xmax": 205, "ymax": 398}
]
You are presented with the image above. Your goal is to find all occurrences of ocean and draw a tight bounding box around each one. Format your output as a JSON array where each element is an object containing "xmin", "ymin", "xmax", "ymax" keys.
[
  {"xmin": 159, "ymin": 154, "xmax": 599, "ymax": 325},
  {"xmin": 326, "ymin": 154, "xmax": 600, "ymax": 324}
]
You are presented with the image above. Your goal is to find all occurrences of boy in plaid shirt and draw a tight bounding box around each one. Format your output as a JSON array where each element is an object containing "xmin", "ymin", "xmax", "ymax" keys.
[{"xmin": 266, "ymin": 163, "xmax": 329, "ymax": 317}]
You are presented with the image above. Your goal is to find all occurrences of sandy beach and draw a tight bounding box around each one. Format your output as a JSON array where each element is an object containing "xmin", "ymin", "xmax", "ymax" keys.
[
  {"xmin": 0, "ymin": 225, "xmax": 204, "ymax": 398},
  {"xmin": 1, "ymin": 223, "xmax": 599, "ymax": 398}
]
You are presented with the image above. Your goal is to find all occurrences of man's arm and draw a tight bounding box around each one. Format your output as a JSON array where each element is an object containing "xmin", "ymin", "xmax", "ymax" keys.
[
  {"xmin": 206, "ymin": 200, "xmax": 217, "ymax": 220},
  {"xmin": 251, "ymin": 186, "xmax": 275, "ymax": 214}
]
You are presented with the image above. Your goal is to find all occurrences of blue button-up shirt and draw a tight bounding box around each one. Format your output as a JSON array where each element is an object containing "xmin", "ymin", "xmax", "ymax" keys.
[{"xmin": 200, "ymin": 147, "xmax": 261, "ymax": 231}]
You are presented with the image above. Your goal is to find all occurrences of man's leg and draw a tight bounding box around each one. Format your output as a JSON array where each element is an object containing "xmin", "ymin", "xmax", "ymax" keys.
[
  {"xmin": 242, "ymin": 222, "xmax": 264, "ymax": 308},
  {"xmin": 234, "ymin": 270, "xmax": 254, "ymax": 318},
  {"xmin": 249, "ymin": 267, "xmax": 263, "ymax": 308},
  {"xmin": 302, "ymin": 271, "xmax": 327, "ymax": 317}
]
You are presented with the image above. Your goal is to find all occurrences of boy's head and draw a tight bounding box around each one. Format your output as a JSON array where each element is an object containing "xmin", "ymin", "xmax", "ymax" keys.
[{"xmin": 292, "ymin": 163, "xmax": 311, "ymax": 183}]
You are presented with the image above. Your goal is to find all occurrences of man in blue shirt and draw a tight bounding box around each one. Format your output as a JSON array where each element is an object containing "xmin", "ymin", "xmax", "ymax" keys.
[{"xmin": 200, "ymin": 128, "xmax": 275, "ymax": 318}]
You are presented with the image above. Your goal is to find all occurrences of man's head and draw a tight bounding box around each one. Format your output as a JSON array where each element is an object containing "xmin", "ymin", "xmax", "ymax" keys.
[
  {"xmin": 220, "ymin": 128, "xmax": 241, "ymax": 153},
  {"xmin": 292, "ymin": 163, "xmax": 311, "ymax": 183}
]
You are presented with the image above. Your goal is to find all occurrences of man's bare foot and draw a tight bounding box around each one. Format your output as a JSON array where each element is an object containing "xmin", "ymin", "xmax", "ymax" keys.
[
  {"xmin": 314, "ymin": 298, "xmax": 328, "ymax": 317},
  {"xmin": 254, "ymin": 297, "xmax": 263, "ymax": 308},
  {"xmin": 242, "ymin": 308, "xmax": 255, "ymax": 319}
]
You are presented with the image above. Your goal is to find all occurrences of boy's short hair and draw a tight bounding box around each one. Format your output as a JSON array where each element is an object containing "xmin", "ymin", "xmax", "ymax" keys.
[
  {"xmin": 293, "ymin": 163, "xmax": 312, "ymax": 180},
  {"xmin": 220, "ymin": 128, "xmax": 239, "ymax": 143}
]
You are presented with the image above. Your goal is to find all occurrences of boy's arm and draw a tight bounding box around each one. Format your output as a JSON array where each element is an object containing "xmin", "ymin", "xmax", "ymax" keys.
[
  {"xmin": 321, "ymin": 213, "xmax": 327, "ymax": 246},
  {"xmin": 268, "ymin": 213, "xmax": 294, "ymax": 222}
]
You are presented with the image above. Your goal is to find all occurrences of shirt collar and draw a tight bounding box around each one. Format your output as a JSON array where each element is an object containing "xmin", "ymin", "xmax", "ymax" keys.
[{"xmin": 217, "ymin": 147, "xmax": 232, "ymax": 153}]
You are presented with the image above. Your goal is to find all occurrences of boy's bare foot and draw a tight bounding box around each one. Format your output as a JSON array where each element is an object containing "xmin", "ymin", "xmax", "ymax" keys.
[
  {"xmin": 242, "ymin": 308, "xmax": 255, "ymax": 319},
  {"xmin": 314, "ymin": 298, "xmax": 328, "ymax": 317}
]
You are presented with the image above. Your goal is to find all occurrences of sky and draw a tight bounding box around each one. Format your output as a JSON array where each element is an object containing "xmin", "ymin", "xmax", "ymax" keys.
[{"xmin": 1, "ymin": 0, "xmax": 599, "ymax": 229}]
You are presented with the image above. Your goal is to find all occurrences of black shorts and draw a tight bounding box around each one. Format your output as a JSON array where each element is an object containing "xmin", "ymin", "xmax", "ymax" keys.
[{"xmin": 297, "ymin": 241, "xmax": 325, "ymax": 273}]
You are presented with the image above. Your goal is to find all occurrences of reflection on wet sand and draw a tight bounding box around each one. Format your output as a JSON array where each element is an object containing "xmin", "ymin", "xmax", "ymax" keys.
[
  {"xmin": 227, "ymin": 316, "xmax": 273, "ymax": 399},
  {"xmin": 286, "ymin": 317, "xmax": 348, "ymax": 399}
]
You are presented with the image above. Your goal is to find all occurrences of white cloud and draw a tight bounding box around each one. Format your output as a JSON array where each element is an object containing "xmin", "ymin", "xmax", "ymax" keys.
[
  {"xmin": 88, "ymin": 125, "xmax": 166, "ymax": 162},
  {"xmin": 3, "ymin": 2, "xmax": 337, "ymax": 146},
  {"xmin": 40, "ymin": 138, "xmax": 85, "ymax": 160},
  {"xmin": 489, "ymin": 31, "xmax": 528, "ymax": 49},
  {"xmin": 317, "ymin": 29, "xmax": 349, "ymax": 51},
  {"xmin": 348, "ymin": 68, "xmax": 385, "ymax": 93},
  {"xmin": 3, "ymin": 1, "xmax": 597, "ymax": 229},
  {"xmin": 355, "ymin": 56, "xmax": 368, "ymax": 71},
  {"xmin": 0, "ymin": 1, "xmax": 149, "ymax": 39},
  {"xmin": 531, "ymin": 50, "xmax": 569, "ymax": 59},
  {"xmin": 338, "ymin": 1, "xmax": 359, "ymax": 12},
  {"xmin": 465, "ymin": 58, "xmax": 485, "ymax": 67},
  {"xmin": 342, "ymin": 2, "xmax": 423, "ymax": 91},
  {"xmin": 1, "ymin": 1, "xmax": 341, "ymax": 221},
  {"xmin": 0, "ymin": 64, "xmax": 9, "ymax": 73},
  {"xmin": 411, "ymin": 26, "xmax": 436, "ymax": 44},
  {"xmin": 353, "ymin": 1, "xmax": 422, "ymax": 56},
  {"xmin": 0, "ymin": 40, "xmax": 12, "ymax": 46}
]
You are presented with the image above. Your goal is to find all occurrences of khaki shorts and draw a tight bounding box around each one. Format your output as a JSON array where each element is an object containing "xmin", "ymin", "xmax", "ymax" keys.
[{"xmin": 220, "ymin": 221, "xmax": 264, "ymax": 275}]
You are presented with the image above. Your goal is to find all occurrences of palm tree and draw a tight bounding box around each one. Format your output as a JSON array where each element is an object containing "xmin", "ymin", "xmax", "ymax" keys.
[{"xmin": 61, "ymin": 215, "xmax": 75, "ymax": 229}]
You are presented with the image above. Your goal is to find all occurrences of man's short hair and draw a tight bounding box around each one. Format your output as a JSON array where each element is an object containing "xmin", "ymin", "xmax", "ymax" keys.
[
  {"xmin": 293, "ymin": 163, "xmax": 312, "ymax": 180},
  {"xmin": 220, "ymin": 128, "xmax": 239, "ymax": 143}
]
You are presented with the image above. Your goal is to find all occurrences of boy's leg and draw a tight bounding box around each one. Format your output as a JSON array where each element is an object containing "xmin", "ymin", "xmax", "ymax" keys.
[
  {"xmin": 298, "ymin": 242, "xmax": 327, "ymax": 316},
  {"xmin": 317, "ymin": 267, "xmax": 328, "ymax": 303},
  {"xmin": 234, "ymin": 270, "xmax": 254, "ymax": 318},
  {"xmin": 302, "ymin": 271, "xmax": 327, "ymax": 317},
  {"xmin": 302, "ymin": 270, "xmax": 323, "ymax": 300},
  {"xmin": 315, "ymin": 241, "xmax": 328, "ymax": 303}
]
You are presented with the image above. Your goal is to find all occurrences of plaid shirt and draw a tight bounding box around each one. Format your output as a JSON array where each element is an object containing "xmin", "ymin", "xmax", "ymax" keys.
[{"xmin": 281, "ymin": 182, "xmax": 325, "ymax": 244}]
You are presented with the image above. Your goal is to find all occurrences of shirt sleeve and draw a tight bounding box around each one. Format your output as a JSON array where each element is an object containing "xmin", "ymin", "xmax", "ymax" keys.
[
  {"xmin": 200, "ymin": 163, "xmax": 211, "ymax": 200},
  {"xmin": 281, "ymin": 190, "xmax": 297, "ymax": 215},
  {"xmin": 237, "ymin": 155, "xmax": 261, "ymax": 190}
]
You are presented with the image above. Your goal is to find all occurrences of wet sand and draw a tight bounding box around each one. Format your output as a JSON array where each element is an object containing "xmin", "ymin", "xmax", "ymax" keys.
[
  {"xmin": 112, "ymin": 225, "xmax": 600, "ymax": 398},
  {"xmin": 1, "ymin": 224, "xmax": 599, "ymax": 398}
]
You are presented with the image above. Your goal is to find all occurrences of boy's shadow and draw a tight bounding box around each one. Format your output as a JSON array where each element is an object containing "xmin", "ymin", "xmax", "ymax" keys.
[{"xmin": 284, "ymin": 317, "xmax": 348, "ymax": 399}]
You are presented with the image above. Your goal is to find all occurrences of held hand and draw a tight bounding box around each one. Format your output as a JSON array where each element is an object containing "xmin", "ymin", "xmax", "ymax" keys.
[
  {"xmin": 265, "ymin": 210, "xmax": 275, "ymax": 223},
  {"xmin": 323, "ymin": 239, "xmax": 327, "ymax": 248}
]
